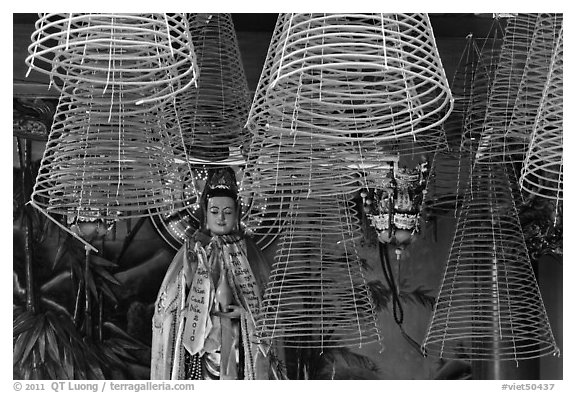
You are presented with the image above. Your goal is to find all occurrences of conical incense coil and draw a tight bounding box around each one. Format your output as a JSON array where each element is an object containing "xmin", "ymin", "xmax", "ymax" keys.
[
  {"xmin": 31, "ymin": 94, "xmax": 195, "ymax": 222},
  {"xmin": 25, "ymin": 13, "xmax": 199, "ymax": 107},
  {"xmin": 422, "ymin": 162, "xmax": 558, "ymax": 360},
  {"xmin": 475, "ymin": 13, "xmax": 539, "ymax": 164},
  {"xmin": 520, "ymin": 26, "xmax": 563, "ymax": 201},
  {"xmin": 459, "ymin": 19, "xmax": 506, "ymax": 155},
  {"xmin": 247, "ymin": 13, "xmax": 453, "ymax": 143},
  {"xmin": 257, "ymin": 193, "xmax": 381, "ymax": 348},
  {"xmin": 241, "ymin": 129, "xmax": 364, "ymax": 200},
  {"xmin": 443, "ymin": 34, "xmax": 481, "ymax": 149},
  {"xmin": 423, "ymin": 150, "xmax": 472, "ymax": 217},
  {"xmin": 173, "ymin": 13, "xmax": 251, "ymax": 163},
  {"xmin": 504, "ymin": 14, "xmax": 563, "ymax": 162}
]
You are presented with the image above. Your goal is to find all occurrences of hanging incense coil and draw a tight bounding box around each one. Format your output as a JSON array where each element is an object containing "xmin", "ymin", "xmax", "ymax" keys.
[
  {"xmin": 173, "ymin": 13, "xmax": 251, "ymax": 164},
  {"xmin": 520, "ymin": 26, "xmax": 563, "ymax": 201},
  {"xmin": 423, "ymin": 150, "xmax": 472, "ymax": 217},
  {"xmin": 475, "ymin": 13, "xmax": 539, "ymax": 164},
  {"xmin": 25, "ymin": 13, "xmax": 199, "ymax": 107},
  {"xmin": 459, "ymin": 19, "xmax": 506, "ymax": 155},
  {"xmin": 503, "ymin": 14, "xmax": 563, "ymax": 163},
  {"xmin": 247, "ymin": 13, "xmax": 453, "ymax": 144},
  {"xmin": 422, "ymin": 161, "xmax": 558, "ymax": 360},
  {"xmin": 443, "ymin": 34, "xmax": 480, "ymax": 149},
  {"xmin": 31, "ymin": 93, "xmax": 195, "ymax": 222},
  {"xmin": 257, "ymin": 193, "xmax": 381, "ymax": 348}
]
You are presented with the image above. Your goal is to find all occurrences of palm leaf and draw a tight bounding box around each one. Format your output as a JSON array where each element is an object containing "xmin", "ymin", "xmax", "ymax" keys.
[
  {"xmin": 13, "ymin": 310, "xmax": 36, "ymax": 336},
  {"xmin": 92, "ymin": 265, "xmax": 121, "ymax": 286},
  {"xmin": 19, "ymin": 314, "xmax": 45, "ymax": 365},
  {"xmin": 366, "ymin": 280, "xmax": 392, "ymax": 312},
  {"xmin": 43, "ymin": 321, "xmax": 60, "ymax": 363},
  {"xmin": 90, "ymin": 255, "xmax": 119, "ymax": 269},
  {"xmin": 40, "ymin": 271, "xmax": 71, "ymax": 293}
]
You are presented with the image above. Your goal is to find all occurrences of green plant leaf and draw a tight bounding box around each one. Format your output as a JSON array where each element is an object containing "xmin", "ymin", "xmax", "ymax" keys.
[
  {"xmin": 13, "ymin": 329, "xmax": 30, "ymax": 365},
  {"xmin": 98, "ymin": 282, "xmax": 119, "ymax": 304},
  {"xmin": 13, "ymin": 311, "xmax": 36, "ymax": 336},
  {"xmin": 52, "ymin": 237, "xmax": 72, "ymax": 270},
  {"xmin": 40, "ymin": 297, "xmax": 72, "ymax": 318},
  {"xmin": 40, "ymin": 271, "xmax": 71, "ymax": 294},
  {"xmin": 85, "ymin": 268, "xmax": 99, "ymax": 299},
  {"xmin": 20, "ymin": 314, "xmax": 45, "ymax": 365},
  {"xmin": 38, "ymin": 329, "xmax": 46, "ymax": 363},
  {"xmin": 90, "ymin": 255, "xmax": 119, "ymax": 268},
  {"xmin": 92, "ymin": 265, "xmax": 121, "ymax": 286},
  {"xmin": 62, "ymin": 346, "xmax": 74, "ymax": 379},
  {"xmin": 44, "ymin": 321, "xmax": 61, "ymax": 363},
  {"xmin": 104, "ymin": 322, "xmax": 148, "ymax": 347}
]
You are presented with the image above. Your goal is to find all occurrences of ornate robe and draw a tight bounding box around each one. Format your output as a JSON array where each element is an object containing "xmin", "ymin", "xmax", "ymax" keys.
[{"xmin": 151, "ymin": 231, "xmax": 280, "ymax": 380}]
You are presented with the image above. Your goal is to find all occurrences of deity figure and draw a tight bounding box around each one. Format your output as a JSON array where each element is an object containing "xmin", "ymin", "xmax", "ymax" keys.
[{"xmin": 151, "ymin": 167, "xmax": 284, "ymax": 379}]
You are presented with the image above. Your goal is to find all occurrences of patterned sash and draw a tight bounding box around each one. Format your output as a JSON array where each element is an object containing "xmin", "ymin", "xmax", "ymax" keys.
[{"xmin": 180, "ymin": 234, "xmax": 262, "ymax": 379}]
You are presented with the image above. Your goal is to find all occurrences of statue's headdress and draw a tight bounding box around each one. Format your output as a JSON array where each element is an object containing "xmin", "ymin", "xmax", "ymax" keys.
[{"xmin": 201, "ymin": 166, "xmax": 239, "ymax": 205}]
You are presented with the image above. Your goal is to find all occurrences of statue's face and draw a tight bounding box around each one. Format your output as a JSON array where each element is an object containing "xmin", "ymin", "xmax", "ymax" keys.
[{"xmin": 206, "ymin": 196, "xmax": 237, "ymax": 236}]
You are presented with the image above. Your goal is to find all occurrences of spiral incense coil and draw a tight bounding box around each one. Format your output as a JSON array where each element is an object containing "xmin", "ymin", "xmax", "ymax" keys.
[
  {"xmin": 459, "ymin": 19, "xmax": 506, "ymax": 155},
  {"xmin": 25, "ymin": 13, "xmax": 199, "ymax": 107},
  {"xmin": 520, "ymin": 26, "xmax": 563, "ymax": 201},
  {"xmin": 503, "ymin": 14, "xmax": 563, "ymax": 162},
  {"xmin": 241, "ymin": 130, "xmax": 364, "ymax": 200},
  {"xmin": 31, "ymin": 94, "xmax": 195, "ymax": 222},
  {"xmin": 257, "ymin": 193, "xmax": 381, "ymax": 348},
  {"xmin": 422, "ymin": 162, "xmax": 558, "ymax": 361},
  {"xmin": 247, "ymin": 13, "xmax": 453, "ymax": 143},
  {"xmin": 475, "ymin": 13, "xmax": 539, "ymax": 164},
  {"xmin": 423, "ymin": 150, "xmax": 472, "ymax": 217},
  {"xmin": 173, "ymin": 13, "xmax": 251, "ymax": 163},
  {"xmin": 443, "ymin": 34, "xmax": 480, "ymax": 149}
]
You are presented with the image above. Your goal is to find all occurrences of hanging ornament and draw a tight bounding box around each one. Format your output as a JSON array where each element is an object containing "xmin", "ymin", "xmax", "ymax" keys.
[{"xmin": 361, "ymin": 156, "xmax": 429, "ymax": 249}]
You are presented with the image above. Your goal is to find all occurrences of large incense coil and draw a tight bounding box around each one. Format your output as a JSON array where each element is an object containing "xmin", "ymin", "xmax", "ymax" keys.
[
  {"xmin": 443, "ymin": 34, "xmax": 480, "ymax": 149},
  {"xmin": 257, "ymin": 193, "xmax": 381, "ymax": 348},
  {"xmin": 174, "ymin": 13, "xmax": 251, "ymax": 163},
  {"xmin": 422, "ymin": 161, "xmax": 558, "ymax": 360},
  {"xmin": 520, "ymin": 26, "xmax": 563, "ymax": 201},
  {"xmin": 423, "ymin": 150, "xmax": 472, "ymax": 217},
  {"xmin": 503, "ymin": 14, "xmax": 563, "ymax": 162},
  {"xmin": 459, "ymin": 20, "xmax": 506, "ymax": 154},
  {"xmin": 25, "ymin": 13, "xmax": 199, "ymax": 106},
  {"xmin": 372, "ymin": 121, "xmax": 448, "ymax": 156},
  {"xmin": 475, "ymin": 13, "xmax": 539, "ymax": 164},
  {"xmin": 241, "ymin": 130, "xmax": 363, "ymax": 200},
  {"xmin": 31, "ymin": 94, "xmax": 194, "ymax": 221},
  {"xmin": 247, "ymin": 13, "xmax": 452, "ymax": 143}
]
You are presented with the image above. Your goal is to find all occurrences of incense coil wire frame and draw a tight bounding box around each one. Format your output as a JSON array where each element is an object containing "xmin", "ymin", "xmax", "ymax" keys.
[
  {"xmin": 422, "ymin": 162, "xmax": 558, "ymax": 361},
  {"xmin": 520, "ymin": 26, "xmax": 563, "ymax": 201},
  {"xmin": 173, "ymin": 13, "xmax": 252, "ymax": 163},
  {"xmin": 25, "ymin": 13, "xmax": 199, "ymax": 107},
  {"xmin": 247, "ymin": 13, "xmax": 453, "ymax": 143},
  {"xmin": 257, "ymin": 193, "xmax": 381, "ymax": 348},
  {"xmin": 475, "ymin": 14, "xmax": 539, "ymax": 164},
  {"xmin": 371, "ymin": 119, "xmax": 448, "ymax": 157},
  {"xmin": 240, "ymin": 129, "xmax": 364, "ymax": 200},
  {"xmin": 423, "ymin": 150, "xmax": 472, "ymax": 218},
  {"xmin": 504, "ymin": 14, "xmax": 563, "ymax": 162},
  {"xmin": 459, "ymin": 20, "xmax": 506, "ymax": 154},
  {"xmin": 31, "ymin": 94, "xmax": 195, "ymax": 222},
  {"xmin": 443, "ymin": 34, "xmax": 481, "ymax": 149}
]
